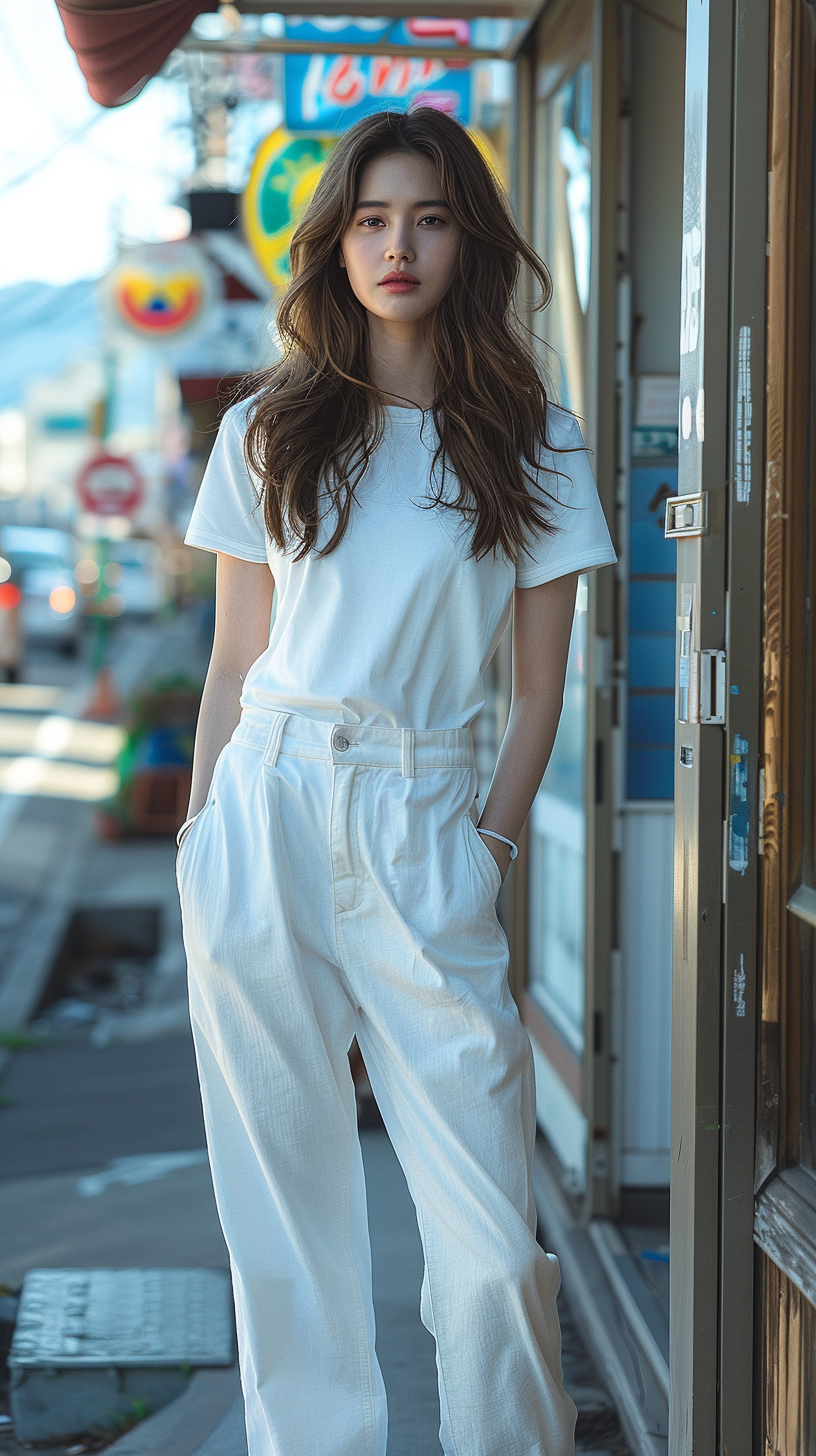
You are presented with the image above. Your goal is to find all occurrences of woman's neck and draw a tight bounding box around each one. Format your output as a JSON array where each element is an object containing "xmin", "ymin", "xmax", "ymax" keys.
[{"xmin": 367, "ymin": 316, "xmax": 436, "ymax": 410}]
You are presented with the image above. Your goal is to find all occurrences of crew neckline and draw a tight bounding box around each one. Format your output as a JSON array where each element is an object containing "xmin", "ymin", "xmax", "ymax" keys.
[{"xmin": 381, "ymin": 402, "xmax": 428, "ymax": 424}]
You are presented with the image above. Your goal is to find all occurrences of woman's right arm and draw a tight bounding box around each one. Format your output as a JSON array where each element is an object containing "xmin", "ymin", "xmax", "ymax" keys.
[{"xmin": 186, "ymin": 552, "xmax": 276, "ymax": 818}]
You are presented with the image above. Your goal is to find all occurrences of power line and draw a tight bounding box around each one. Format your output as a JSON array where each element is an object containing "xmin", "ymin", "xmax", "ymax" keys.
[
  {"xmin": 0, "ymin": 113, "xmax": 103, "ymax": 198},
  {"xmin": 0, "ymin": 11, "xmax": 104, "ymax": 198}
]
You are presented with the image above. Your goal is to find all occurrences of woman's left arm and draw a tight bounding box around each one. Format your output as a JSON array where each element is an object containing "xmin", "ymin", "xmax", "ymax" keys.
[{"xmin": 476, "ymin": 572, "xmax": 579, "ymax": 881}]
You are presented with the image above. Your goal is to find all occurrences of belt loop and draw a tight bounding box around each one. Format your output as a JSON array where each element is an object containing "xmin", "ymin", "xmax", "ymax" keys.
[
  {"xmin": 401, "ymin": 728, "xmax": 415, "ymax": 778},
  {"xmin": 263, "ymin": 712, "xmax": 291, "ymax": 767}
]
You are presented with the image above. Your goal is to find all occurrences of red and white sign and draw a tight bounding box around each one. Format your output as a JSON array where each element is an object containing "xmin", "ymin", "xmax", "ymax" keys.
[{"xmin": 77, "ymin": 453, "xmax": 144, "ymax": 518}]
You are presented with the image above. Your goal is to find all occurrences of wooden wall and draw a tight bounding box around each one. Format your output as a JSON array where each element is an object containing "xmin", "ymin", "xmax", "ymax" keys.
[{"xmin": 760, "ymin": 1251, "xmax": 816, "ymax": 1453}]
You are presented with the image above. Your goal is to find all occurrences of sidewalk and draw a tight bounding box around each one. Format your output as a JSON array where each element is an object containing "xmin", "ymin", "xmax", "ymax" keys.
[
  {"xmin": 0, "ymin": 615, "xmax": 629, "ymax": 1456},
  {"xmin": 1, "ymin": 1031, "xmax": 629, "ymax": 1456},
  {"xmin": 101, "ymin": 1129, "xmax": 632, "ymax": 1456},
  {"xmin": 106, "ymin": 1130, "xmax": 445, "ymax": 1456},
  {"xmin": 0, "ymin": 612, "xmax": 211, "ymax": 1049}
]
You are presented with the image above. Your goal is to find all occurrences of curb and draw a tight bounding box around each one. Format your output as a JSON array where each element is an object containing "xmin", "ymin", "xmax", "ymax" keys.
[
  {"xmin": 106, "ymin": 1366, "xmax": 243, "ymax": 1456},
  {"xmin": 531, "ymin": 1139, "xmax": 669, "ymax": 1456}
]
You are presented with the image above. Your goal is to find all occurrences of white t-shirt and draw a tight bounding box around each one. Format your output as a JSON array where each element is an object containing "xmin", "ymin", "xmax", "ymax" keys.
[{"xmin": 185, "ymin": 398, "xmax": 616, "ymax": 730}]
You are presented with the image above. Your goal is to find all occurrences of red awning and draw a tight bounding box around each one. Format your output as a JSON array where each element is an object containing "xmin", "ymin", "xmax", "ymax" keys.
[{"xmin": 56, "ymin": 1, "xmax": 217, "ymax": 107}]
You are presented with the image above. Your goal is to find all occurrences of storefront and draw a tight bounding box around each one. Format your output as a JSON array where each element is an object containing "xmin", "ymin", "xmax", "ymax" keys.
[
  {"xmin": 56, "ymin": 2, "xmax": 816, "ymax": 1450},
  {"xmin": 510, "ymin": 0, "xmax": 816, "ymax": 1451}
]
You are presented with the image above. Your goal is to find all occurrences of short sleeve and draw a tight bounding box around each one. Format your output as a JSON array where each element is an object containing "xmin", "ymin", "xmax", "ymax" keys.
[
  {"xmin": 184, "ymin": 401, "xmax": 269, "ymax": 563},
  {"xmin": 515, "ymin": 409, "xmax": 617, "ymax": 588}
]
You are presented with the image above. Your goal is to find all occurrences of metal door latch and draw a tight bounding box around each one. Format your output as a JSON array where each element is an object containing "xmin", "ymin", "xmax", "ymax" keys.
[
  {"xmin": 677, "ymin": 584, "xmax": 726, "ymax": 725},
  {"xmin": 679, "ymin": 647, "xmax": 727, "ymax": 725},
  {"xmin": 664, "ymin": 491, "xmax": 708, "ymax": 538},
  {"xmin": 699, "ymin": 648, "xmax": 726, "ymax": 724}
]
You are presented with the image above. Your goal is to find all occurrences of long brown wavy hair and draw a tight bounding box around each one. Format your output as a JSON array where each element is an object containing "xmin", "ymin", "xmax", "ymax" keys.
[{"xmin": 242, "ymin": 106, "xmax": 563, "ymax": 562}]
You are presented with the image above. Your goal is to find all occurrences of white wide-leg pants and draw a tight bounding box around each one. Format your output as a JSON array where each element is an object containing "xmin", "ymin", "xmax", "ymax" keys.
[{"xmin": 177, "ymin": 708, "xmax": 577, "ymax": 1456}]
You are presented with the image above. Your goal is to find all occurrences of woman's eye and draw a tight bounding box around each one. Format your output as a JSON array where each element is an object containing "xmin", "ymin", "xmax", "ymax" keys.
[
  {"xmin": 359, "ymin": 217, "xmax": 384, "ymax": 228},
  {"xmin": 419, "ymin": 214, "xmax": 445, "ymax": 227}
]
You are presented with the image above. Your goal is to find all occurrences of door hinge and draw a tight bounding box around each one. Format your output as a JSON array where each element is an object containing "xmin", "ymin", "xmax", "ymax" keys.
[{"xmin": 665, "ymin": 491, "xmax": 708, "ymax": 538}]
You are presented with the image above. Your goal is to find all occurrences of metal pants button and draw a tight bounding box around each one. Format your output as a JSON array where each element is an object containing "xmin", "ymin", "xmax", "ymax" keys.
[{"xmin": 333, "ymin": 734, "xmax": 350, "ymax": 752}]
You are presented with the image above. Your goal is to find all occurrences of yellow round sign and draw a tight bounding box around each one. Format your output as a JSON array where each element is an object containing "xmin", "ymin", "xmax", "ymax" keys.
[
  {"xmin": 243, "ymin": 128, "xmax": 335, "ymax": 290},
  {"xmin": 466, "ymin": 127, "xmax": 507, "ymax": 190},
  {"xmin": 242, "ymin": 123, "xmax": 506, "ymax": 292}
]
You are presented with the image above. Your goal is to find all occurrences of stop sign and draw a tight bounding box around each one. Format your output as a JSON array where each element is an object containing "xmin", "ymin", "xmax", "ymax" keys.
[{"xmin": 77, "ymin": 453, "xmax": 144, "ymax": 517}]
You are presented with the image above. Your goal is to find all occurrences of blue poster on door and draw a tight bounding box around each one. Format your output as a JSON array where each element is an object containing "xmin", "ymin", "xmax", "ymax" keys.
[{"xmin": 284, "ymin": 38, "xmax": 471, "ymax": 134}]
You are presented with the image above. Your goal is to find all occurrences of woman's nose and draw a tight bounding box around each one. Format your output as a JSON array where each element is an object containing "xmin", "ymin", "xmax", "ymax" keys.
[{"xmin": 385, "ymin": 231, "xmax": 415, "ymax": 263}]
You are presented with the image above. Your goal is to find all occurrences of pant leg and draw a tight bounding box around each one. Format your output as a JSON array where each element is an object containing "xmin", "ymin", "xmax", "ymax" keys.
[
  {"xmin": 177, "ymin": 739, "xmax": 388, "ymax": 1456},
  {"xmin": 336, "ymin": 761, "xmax": 577, "ymax": 1456}
]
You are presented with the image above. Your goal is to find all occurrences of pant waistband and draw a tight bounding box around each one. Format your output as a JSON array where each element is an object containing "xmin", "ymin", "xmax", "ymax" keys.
[{"xmin": 232, "ymin": 709, "xmax": 474, "ymax": 777}]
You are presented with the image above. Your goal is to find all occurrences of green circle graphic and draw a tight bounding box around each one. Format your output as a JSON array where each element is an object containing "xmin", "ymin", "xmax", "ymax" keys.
[{"xmin": 258, "ymin": 139, "xmax": 329, "ymax": 237}]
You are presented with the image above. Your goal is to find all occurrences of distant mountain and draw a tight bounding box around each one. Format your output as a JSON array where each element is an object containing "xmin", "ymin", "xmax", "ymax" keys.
[
  {"xmin": 0, "ymin": 279, "xmax": 102, "ymax": 409},
  {"xmin": 0, "ymin": 262, "xmax": 275, "ymax": 413}
]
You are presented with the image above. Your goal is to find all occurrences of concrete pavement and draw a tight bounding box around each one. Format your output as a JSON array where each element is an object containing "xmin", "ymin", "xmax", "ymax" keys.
[
  {"xmin": 0, "ymin": 616, "xmax": 628, "ymax": 1456},
  {"xmin": 1, "ymin": 1028, "xmax": 629, "ymax": 1456},
  {"xmin": 99, "ymin": 1130, "xmax": 443, "ymax": 1456}
]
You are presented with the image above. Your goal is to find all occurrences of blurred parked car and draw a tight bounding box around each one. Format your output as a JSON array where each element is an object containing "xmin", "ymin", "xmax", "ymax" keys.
[
  {"xmin": 0, "ymin": 563, "xmax": 23, "ymax": 683},
  {"xmin": 0, "ymin": 525, "xmax": 81, "ymax": 656}
]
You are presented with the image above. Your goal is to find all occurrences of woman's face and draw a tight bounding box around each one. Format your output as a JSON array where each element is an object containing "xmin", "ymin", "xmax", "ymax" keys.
[{"xmin": 339, "ymin": 150, "xmax": 462, "ymax": 327}]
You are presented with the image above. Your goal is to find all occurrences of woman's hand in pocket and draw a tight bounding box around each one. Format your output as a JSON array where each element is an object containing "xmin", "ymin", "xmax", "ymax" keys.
[{"xmin": 477, "ymin": 831, "xmax": 512, "ymax": 884}]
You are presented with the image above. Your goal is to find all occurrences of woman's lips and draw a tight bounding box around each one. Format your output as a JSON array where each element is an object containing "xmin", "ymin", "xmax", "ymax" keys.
[{"xmin": 378, "ymin": 273, "xmax": 420, "ymax": 293}]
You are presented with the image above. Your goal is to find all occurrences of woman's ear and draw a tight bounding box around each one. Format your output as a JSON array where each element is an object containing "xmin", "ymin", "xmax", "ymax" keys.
[{"xmin": 338, "ymin": 246, "xmax": 346, "ymax": 270}]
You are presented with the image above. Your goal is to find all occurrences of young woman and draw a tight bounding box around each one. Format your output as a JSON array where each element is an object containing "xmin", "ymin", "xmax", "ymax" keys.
[{"xmin": 177, "ymin": 106, "xmax": 615, "ymax": 1456}]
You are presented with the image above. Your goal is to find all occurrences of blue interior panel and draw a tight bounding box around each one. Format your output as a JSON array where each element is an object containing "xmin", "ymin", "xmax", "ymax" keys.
[
  {"xmin": 630, "ymin": 579, "xmax": 676, "ymax": 632},
  {"xmin": 628, "ymin": 462, "xmax": 678, "ymax": 801},
  {"xmin": 629, "ymin": 636, "xmax": 676, "ymax": 690},
  {"xmin": 630, "ymin": 520, "xmax": 678, "ymax": 576},
  {"xmin": 628, "ymin": 746, "xmax": 675, "ymax": 801},
  {"xmin": 628, "ymin": 692, "xmax": 675, "ymax": 745}
]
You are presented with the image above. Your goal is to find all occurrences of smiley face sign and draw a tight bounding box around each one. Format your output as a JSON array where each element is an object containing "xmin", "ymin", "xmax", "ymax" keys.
[
  {"xmin": 101, "ymin": 242, "xmax": 219, "ymax": 343},
  {"xmin": 243, "ymin": 128, "xmax": 335, "ymax": 290},
  {"xmin": 115, "ymin": 269, "xmax": 203, "ymax": 334}
]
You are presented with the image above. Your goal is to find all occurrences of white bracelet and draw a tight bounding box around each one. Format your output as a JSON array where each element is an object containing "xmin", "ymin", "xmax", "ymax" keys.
[
  {"xmin": 176, "ymin": 814, "xmax": 199, "ymax": 849},
  {"xmin": 476, "ymin": 827, "xmax": 519, "ymax": 861}
]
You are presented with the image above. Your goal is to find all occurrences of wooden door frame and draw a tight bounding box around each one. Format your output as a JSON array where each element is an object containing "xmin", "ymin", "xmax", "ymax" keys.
[{"xmin": 754, "ymin": 3, "xmax": 816, "ymax": 1447}]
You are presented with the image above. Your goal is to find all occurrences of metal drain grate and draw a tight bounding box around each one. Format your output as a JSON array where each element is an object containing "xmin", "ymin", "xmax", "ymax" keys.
[
  {"xmin": 10, "ymin": 1268, "xmax": 234, "ymax": 1369},
  {"xmin": 8, "ymin": 1268, "xmax": 234, "ymax": 1443}
]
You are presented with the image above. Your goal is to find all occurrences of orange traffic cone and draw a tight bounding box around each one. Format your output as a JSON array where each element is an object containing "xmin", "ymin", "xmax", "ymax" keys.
[{"xmin": 84, "ymin": 666, "xmax": 122, "ymax": 722}]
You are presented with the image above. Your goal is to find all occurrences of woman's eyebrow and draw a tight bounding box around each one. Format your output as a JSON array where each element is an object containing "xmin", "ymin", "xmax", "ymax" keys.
[{"xmin": 353, "ymin": 198, "xmax": 450, "ymax": 209}]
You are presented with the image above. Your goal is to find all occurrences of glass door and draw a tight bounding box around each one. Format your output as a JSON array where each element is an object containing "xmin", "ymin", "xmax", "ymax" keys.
[{"xmin": 524, "ymin": 45, "xmax": 594, "ymax": 1195}]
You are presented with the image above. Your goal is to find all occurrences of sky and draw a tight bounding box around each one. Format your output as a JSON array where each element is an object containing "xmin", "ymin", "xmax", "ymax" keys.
[{"xmin": 0, "ymin": 0, "xmax": 195, "ymax": 289}]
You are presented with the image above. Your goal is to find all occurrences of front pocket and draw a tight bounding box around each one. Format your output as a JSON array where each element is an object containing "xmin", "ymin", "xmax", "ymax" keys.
[
  {"xmin": 176, "ymin": 740, "xmax": 236, "ymax": 862},
  {"xmin": 463, "ymin": 812, "xmax": 503, "ymax": 900},
  {"xmin": 176, "ymin": 798, "xmax": 213, "ymax": 865}
]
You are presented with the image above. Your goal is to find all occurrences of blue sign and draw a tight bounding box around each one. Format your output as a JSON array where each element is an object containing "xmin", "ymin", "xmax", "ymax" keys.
[
  {"xmin": 284, "ymin": 20, "xmax": 472, "ymax": 134},
  {"xmin": 284, "ymin": 16, "xmax": 472, "ymax": 48}
]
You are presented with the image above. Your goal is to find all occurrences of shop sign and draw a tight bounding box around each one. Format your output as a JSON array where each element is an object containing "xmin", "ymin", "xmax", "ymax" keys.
[
  {"xmin": 100, "ymin": 242, "xmax": 219, "ymax": 343},
  {"xmin": 284, "ymin": 50, "xmax": 471, "ymax": 133},
  {"xmin": 284, "ymin": 17, "xmax": 471, "ymax": 48},
  {"xmin": 77, "ymin": 453, "xmax": 144, "ymax": 518},
  {"xmin": 243, "ymin": 128, "xmax": 335, "ymax": 289}
]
